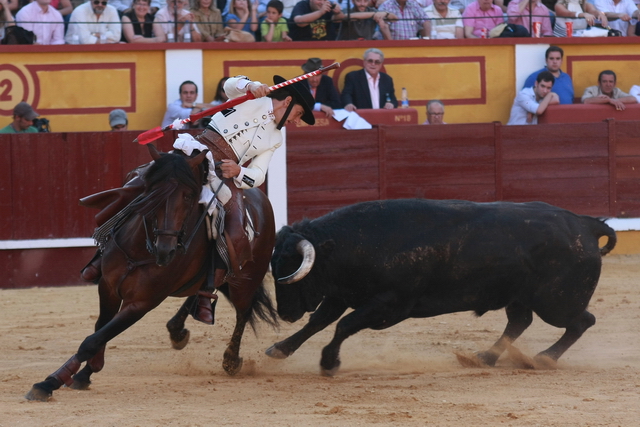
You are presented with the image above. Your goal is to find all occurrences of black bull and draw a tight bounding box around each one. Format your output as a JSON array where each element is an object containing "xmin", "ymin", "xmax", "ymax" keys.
[{"xmin": 266, "ymin": 199, "xmax": 617, "ymax": 375}]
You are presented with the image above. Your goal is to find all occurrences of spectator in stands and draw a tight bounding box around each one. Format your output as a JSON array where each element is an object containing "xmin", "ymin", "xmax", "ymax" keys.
[
  {"xmin": 0, "ymin": 102, "xmax": 39, "ymax": 134},
  {"xmin": 154, "ymin": 0, "xmax": 202, "ymax": 42},
  {"xmin": 462, "ymin": 0, "xmax": 504, "ymax": 38},
  {"xmin": 341, "ymin": 47, "xmax": 398, "ymax": 111},
  {"xmin": 300, "ymin": 57, "xmax": 342, "ymax": 116},
  {"xmin": 630, "ymin": 84, "xmax": 640, "ymax": 103},
  {"xmin": 261, "ymin": 0, "xmax": 292, "ymax": 41},
  {"xmin": 122, "ymin": 0, "xmax": 167, "ymax": 42},
  {"xmin": 211, "ymin": 77, "xmax": 229, "ymax": 105},
  {"xmin": 289, "ymin": 0, "xmax": 345, "ymax": 41},
  {"xmin": 507, "ymin": 0, "xmax": 553, "ymax": 36},
  {"xmin": 161, "ymin": 80, "xmax": 214, "ymax": 128},
  {"xmin": 582, "ymin": 70, "xmax": 638, "ymax": 111},
  {"xmin": 3, "ymin": 0, "xmax": 19, "ymax": 13},
  {"xmin": 423, "ymin": 100, "xmax": 446, "ymax": 124},
  {"xmin": 109, "ymin": 0, "xmax": 161, "ymax": 15},
  {"xmin": 378, "ymin": 0, "xmax": 430, "ymax": 40},
  {"xmin": 424, "ymin": 0, "xmax": 463, "ymax": 39},
  {"xmin": 554, "ymin": 0, "xmax": 608, "ymax": 37},
  {"xmin": 66, "ymin": 0, "xmax": 122, "ymax": 44},
  {"xmin": 16, "ymin": 0, "xmax": 65, "ymax": 45},
  {"xmin": 0, "ymin": 0, "xmax": 16, "ymax": 43},
  {"xmin": 507, "ymin": 71, "xmax": 559, "ymax": 125},
  {"xmin": 192, "ymin": 0, "xmax": 226, "ymax": 41},
  {"xmin": 595, "ymin": 0, "xmax": 639, "ymax": 36},
  {"xmin": 523, "ymin": 46, "xmax": 574, "ymax": 105},
  {"xmin": 339, "ymin": 0, "xmax": 394, "ymax": 40},
  {"xmin": 109, "ymin": 109, "xmax": 128, "ymax": 131},
  {"xmin": 225, "ymin": 0, "xmax": 258, "ymax": 36}
]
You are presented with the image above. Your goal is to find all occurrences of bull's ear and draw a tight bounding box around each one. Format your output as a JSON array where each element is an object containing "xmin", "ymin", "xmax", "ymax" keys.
[{"xmin": 318, "ymin": 239, "xmax": 335, "ymax": 255}]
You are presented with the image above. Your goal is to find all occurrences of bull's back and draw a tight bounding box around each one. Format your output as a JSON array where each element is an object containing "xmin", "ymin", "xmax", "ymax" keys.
[{"xmin": 314, "ymin": 199, "xmax": 608, "ymax": 300}]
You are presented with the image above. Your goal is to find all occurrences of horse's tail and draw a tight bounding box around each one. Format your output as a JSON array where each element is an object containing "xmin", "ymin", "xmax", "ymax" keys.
[{"xmin": 246, "ymin": 277, "xmax": 279, "ymax": 333}]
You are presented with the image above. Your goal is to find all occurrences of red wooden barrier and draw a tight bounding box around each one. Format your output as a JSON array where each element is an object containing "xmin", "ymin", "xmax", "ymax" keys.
[
  {"xmin": 289, "ymin": 108, "xmax": 419, "ymax": 131},
  {"xmin": 2, "ymin": 121, "xmax": 640, "ymax": 288},
  {"xmin": 539, "ymin": 104, "xmax": 640, "ymax": 124}
]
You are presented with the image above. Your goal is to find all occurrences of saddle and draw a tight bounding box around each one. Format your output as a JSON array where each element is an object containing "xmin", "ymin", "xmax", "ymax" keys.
[{"xmin": 80, "ymin": 130, "xmax": 252, "ymax": 280}]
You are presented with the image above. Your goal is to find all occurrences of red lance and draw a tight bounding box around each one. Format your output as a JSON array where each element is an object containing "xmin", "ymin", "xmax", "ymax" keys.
[{"xmin": 135, "ymin": 62, "xmax": 340, "ymax": 145}]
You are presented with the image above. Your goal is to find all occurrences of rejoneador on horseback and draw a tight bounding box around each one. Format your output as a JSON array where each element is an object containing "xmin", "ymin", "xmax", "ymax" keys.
[{"xmin": 80, "ymin": 75, "xmax": 315, "ymax": 324}]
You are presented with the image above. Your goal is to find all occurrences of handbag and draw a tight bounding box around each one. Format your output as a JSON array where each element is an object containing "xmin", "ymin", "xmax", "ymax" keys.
[{"xmin": 223, "ymin": 27, "xmax": 255, "ymax": 43}]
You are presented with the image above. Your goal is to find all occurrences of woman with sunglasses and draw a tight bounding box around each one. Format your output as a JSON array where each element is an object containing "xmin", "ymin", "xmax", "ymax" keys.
[
  {"xmin": 65, "ymin": 0, "xmax": 122, "ymax": 44},
  {"xmin": 122, "ymin": 0, "xmax": 166, "ymax": 42}
]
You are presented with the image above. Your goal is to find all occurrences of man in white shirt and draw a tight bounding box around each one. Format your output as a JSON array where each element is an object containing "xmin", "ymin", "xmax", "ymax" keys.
[
  {"xmin": 507, "ymin": 71, "xmax": 559, "ymax": 125},
  {"xmin": 594, "ymin": 0, "xmax": 639, "ymax": 35},
  {"xmin": 16, "ymin": 0, "xmax": 65, "ymax": 45},
  {"xmin": 424, "ymin": 0, "xmax": 463, "ymax": 39},
  {"xmin": 65, "ymin": 0, "xmax": 122, "ymax": 44}
]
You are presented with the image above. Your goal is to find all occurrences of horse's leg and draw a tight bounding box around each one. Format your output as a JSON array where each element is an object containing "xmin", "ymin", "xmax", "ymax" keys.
[
  {"xmin": 166, "ymin": 296, "xmax": 194, "ymax": 350},
  {"xmin": 70, "ymin": 282, "xmax": 123, "ymax": 390},
  {"xmin": 25, "ymin": 298, "xmax": 162, "ymax": 401},
  {"xmin": 223, "ymin": 309, "xmax": 248, "ymax": 375}
]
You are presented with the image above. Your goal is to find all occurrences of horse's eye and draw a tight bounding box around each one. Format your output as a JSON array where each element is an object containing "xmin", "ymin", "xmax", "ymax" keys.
[{"xmin": 184, "ymin": 193, "xmax": 195, "ymax": 203}]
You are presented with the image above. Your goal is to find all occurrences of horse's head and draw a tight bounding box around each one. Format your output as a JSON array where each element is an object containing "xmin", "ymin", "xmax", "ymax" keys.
[{"xmin": 131, "ymin": 144, "xmax": 208, "ymax": 267}]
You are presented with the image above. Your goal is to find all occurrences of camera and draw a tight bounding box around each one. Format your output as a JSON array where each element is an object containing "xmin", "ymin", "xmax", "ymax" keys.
[
  {"xmin": 330, "ymin": 2, "xmax": 336, "ymax": 10},
  {"xmin": 33, "ymin": 118, "xmax": 50, "ymax": 133}
]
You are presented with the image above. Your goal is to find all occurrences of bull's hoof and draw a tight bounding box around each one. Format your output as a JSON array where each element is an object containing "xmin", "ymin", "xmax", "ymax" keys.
[
  {"xmin": 533, "ymin": 354, "xmax": 558, "ymax": 370},
  {"xmin": 320, "ymin": 365, "xmax": 340, "ymax": 377},
  {"xmin": 69, "ymin": 379, "xmax": 91, "ymax": 390},
  {"xmin": 25, "ymin": 385, "xmax": 52, "ymax": 402},
  {"xmin": 506, "ymin": 345, "xmax": 535, "ymax": 369},
  {"xmin": 455, "ymin": 351, "xmax": 491, "ymax": 368},
  {"xmin": 223, "ymin": 357, "xmax": 243, "ymax": 376},
  {"xmin": 265, "ymin": 344, "xmax": 289, "ymax": 359},
  {"xmin": 170, "ymin": 329, "xmax": 190, "ymax": 350}
]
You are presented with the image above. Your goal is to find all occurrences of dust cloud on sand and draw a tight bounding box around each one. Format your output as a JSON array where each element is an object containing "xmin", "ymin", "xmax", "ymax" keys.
[{"xmin": 1, "ymin": 255, "xmax": 639, "ymax": 426}]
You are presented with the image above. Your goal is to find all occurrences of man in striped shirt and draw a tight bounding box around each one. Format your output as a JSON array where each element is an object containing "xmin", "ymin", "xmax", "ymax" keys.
[{"xmin": 378, "ymin": 0, "xmax": 430, "ymax": 39}]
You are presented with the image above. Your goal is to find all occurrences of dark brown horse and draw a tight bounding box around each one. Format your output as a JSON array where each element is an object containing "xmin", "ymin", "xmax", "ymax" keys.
[{"xmin": 25, "ymin": 145, "xmax": 277, "ymax": 401}]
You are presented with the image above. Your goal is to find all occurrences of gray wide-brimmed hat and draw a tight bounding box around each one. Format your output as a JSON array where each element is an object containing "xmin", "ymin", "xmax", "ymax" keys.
[{"xmin": 301, "ymin": 58, "xmax": 323, "ymax": 73}]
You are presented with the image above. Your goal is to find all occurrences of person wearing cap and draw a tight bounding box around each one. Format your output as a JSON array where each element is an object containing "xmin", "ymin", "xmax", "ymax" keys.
[
  {"xmin": 109, "ymin": 109, "xmax": 128, "ymax": 131},
  {"xmin": 0, "ymin": 102, "xmax": 39, "ymax": 134},
  {"xmin": 80, "ymin": 74, "xmax": 316, "ymax": 325},
  {"xmin": 300, "ymin": 58, "xmax": 342, "ymax": 117}
]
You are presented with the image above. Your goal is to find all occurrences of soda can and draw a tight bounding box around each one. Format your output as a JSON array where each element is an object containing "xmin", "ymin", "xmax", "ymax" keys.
[
  {"xmin": 480, "ymin": 27, "xmax": 487, "ymax": 38},
  {"xmin": 565, "ymin": 21, "xmax": 573, "ymax": 37},
  {"xmin": 532, "ymin": 21, "xmax": 541, "ymax": 38}
]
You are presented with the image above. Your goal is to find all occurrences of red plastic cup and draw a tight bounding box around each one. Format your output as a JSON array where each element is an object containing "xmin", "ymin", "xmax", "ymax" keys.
[
  {"xmin": 533, "ymin": 22, "xmax": 541, "ymax": 38},
  {"xmin": 566, "ymin": 21, "xmax": 573, "ymax": 37}
]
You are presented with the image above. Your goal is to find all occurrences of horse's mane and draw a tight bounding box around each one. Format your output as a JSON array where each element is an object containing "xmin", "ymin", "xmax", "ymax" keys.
[{"xmin": 130, "ymin": 152, "xmax": 203, "ymax": 216}]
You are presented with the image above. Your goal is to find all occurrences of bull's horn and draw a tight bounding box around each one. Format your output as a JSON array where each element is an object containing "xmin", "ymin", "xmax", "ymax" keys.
[{"xmin": 277, "ymin": 239, "xmax": 316, "ymax": 284}]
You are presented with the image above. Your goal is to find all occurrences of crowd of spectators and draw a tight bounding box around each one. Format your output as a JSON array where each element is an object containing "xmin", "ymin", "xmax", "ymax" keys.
[{"xmin": 2, "ymin": 0, "xmax": 639, "ymax": 44}]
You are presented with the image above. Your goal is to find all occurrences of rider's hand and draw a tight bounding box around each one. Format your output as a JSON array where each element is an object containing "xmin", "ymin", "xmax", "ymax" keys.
[
  {"xmin": 219, "ymin": 159, "xmax": 241, "ymax": 178},
  {"xmin": 248, "ymin": 82, "xmax": 270, "ymax": 98}
]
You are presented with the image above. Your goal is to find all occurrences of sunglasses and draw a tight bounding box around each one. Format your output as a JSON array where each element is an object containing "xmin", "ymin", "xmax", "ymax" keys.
[
  {"xmin": 93, "ymin": 0, "xmax": 108, "ymax": 5},
  {"xmin": 365, "ymin": 59, "xmax": 382, "ymax": 65}
]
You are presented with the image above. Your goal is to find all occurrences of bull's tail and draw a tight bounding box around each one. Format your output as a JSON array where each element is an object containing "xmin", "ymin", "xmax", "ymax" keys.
[{"xmin": 594, "ymin": 218, "xmax": 617, "ymax": 256}]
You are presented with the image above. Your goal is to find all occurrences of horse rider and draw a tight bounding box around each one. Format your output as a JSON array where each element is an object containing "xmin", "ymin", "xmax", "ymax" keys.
[{"xmin": 80, "ymin": 75, "xmax": 315, "ymax": 324}]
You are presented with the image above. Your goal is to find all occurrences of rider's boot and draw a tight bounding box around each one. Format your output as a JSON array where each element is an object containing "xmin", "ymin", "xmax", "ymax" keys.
[
  {"xmin": 190, "ymin": 269, "xmax": 224, "ymax": 325},
  {"xmin": 80, "ymin": 251, "xmax": 103, "ymax": 284}
]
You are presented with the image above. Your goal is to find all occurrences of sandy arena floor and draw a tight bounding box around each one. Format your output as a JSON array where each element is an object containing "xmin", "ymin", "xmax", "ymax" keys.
[{"xmin": 1, "ymin": 254, "xmax": 639, "ymax": 426}]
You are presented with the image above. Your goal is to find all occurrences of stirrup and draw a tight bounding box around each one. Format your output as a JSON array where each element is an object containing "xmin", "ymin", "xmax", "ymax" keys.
[{"xmin": 189, "ymin": 292, "xmax": 218, "ymax": 325}]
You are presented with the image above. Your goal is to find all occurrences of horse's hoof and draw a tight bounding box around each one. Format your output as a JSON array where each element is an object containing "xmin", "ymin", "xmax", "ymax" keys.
[
  {"xmin": 69, "ymin": 380, "xmax": 91, "ymax": 390},
  {"xmin": 265, "ymin": 344, "xmax": 288, "ymax": 359},
  {"xmin": 171, "ymin": 329, "xmax": 190, "ymax": 350},
  {"xmin": 223, "ymin": 357, "xmax": 243, "ymax": 376},
  {"xmin": 25, "ymin": 385, "xmax": 52, "ymax": 402}
]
